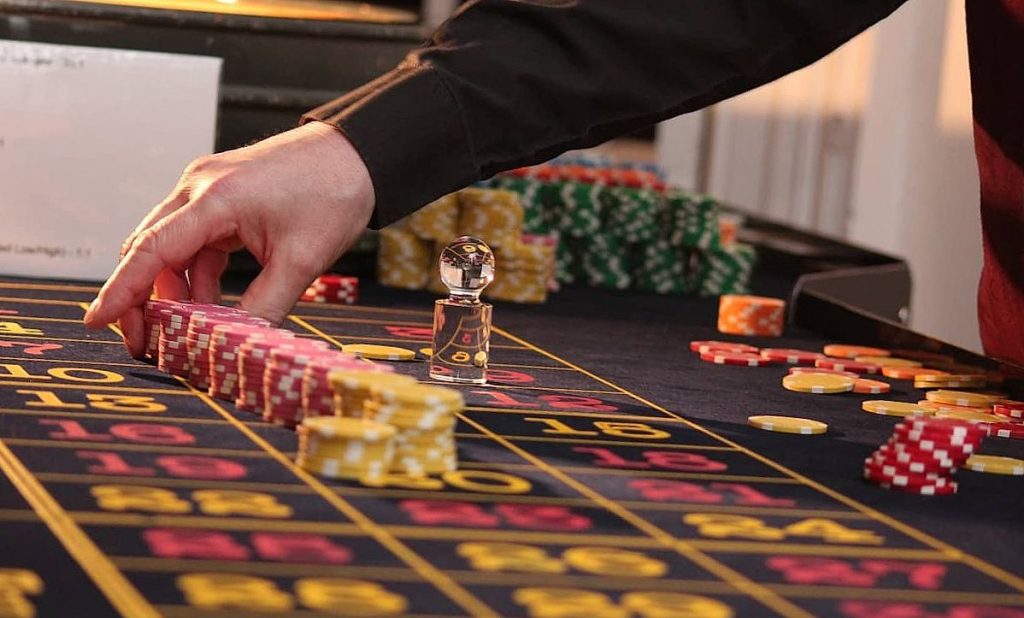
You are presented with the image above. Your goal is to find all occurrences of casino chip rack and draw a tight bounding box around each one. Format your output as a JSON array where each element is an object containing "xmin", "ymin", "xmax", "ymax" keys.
[{"xmin": 0, "ymin": 278, "xmax": 1023, "ymax": 617}]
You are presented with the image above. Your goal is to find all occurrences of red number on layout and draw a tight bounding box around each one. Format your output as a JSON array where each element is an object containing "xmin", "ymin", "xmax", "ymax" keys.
[
  {"xmin": 471, "ymin": 390, "xmax": 541, "ymax": 408},
  {"xmin": 110, "ymin": 424, "xmax": 196, "ymax": 446},
  {"xmin": 495, "ymin": 504, "xmax": 591, "ymax": 532},
  {"xmin": 0, "ymin": 340, "xmax": 62, "ymax": 356},
  {"xmin": 384, "ymin": 326, "xmax": 433, "ymax": 340},
  {"xmin": 144, "ymin": 529, "xmax": 251, "ymax": 561},
  {"xmin": 573, "ymin": 447, "xmax": 728, "ymax": 472},
  {"xmin": 641, "ymin": 451, "xmax": 728, "ymax": 472},
  {"xmin": 41, "ymin": 420, "xmax": 196, "ymax": 446},
  {"xmin": 400, "ymin": 500, "xmax": 500, "ymax": 528},
  {"xmin": 629, "ymin": 480, "xmax": 793, "ymax": 506},
  {"xmin": 841, "ymin": 602, "xmax": 1024, "ymax": 618},
  {"xmin": 156, "ymin": 456, "xmax": 247, "ymax": 480},
  {"xmin": 485, "ymin": 369, "xmax": 535, "ymax": 385},
  {"xmin": 77, "ymin": 451, "xmax": 156, "ymax": 476},
  {"xmin": 40, "ymin": 419, "xmax": 113, "ymax": 442},
  {"xmin": 251, "ymin": 533, "xmax": 353, "ymax": 564},
  {"xmin": 539, "ymin": 395, "xmax": 618, "ymax": 412},
  {"xmin": 400, "ymin": 500, "xmax": 591, "ymax": 531},
  {"xmin": 768, "ymin": 557, "xmax": 946, "ymax": 589}
]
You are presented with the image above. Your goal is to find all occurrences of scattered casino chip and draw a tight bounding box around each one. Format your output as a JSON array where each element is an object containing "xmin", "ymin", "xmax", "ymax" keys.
[
  {"xmin": 931, "ymin": 408, "xmax": 997, "ymax": 424},
  {"xmin": 300, "ymin": 274, "xmax": 359, "ymax": 305},
  {"xmin": 788, "ymin": 366, "xmax": 860, "ymax": 379},
  {"xmin": 917, "ymin": 400, "xmax": 992, "ymax": 416},
  {"xmin": 699, "ymin": 351, "xmax": 775, "ymax": 367},
  {"xmin": 882, "ymin": 366, "xmax": 950, "ymax": 380},
  {"xmin": 854, "ymin": 356, "xmax": 922, "ymax": 368},
  {"xmin": 419, "ymin": 347, "xmax": 433, "ymax": 357},
  {"xmin": 717, "ymin": 295, "xmax": 785, "ymax": 337},
  {"xmin": 781, "ymin": 373, "xmax": 855, "ymax": 394},
  {"xmin": 913, "ymin": 373, "xmax": 987, "ymax": 389},
  {"xmin": 861, "ymin": 400, "xmax": 933, "ymax": 418},
  {"xmin": 815, "ymin": 358, "xmax": 882, "ymax": 375},
  {"xmin": 760, "ymin": 348, "xmax": 825, "ymax": 365},
  {"xmin": 747, "ymin": 415, "xmax": 827, "ymax": 435},
  {"xmin": 342, "ymin": 344, "xmax": 417, "ymax": 361},
  {"xmin": 994, "ymin": 401, "xmax": 1024, "ymax": 419},
  {"xmin": 963, "ymin": 455, "xmax": 1024, "ymax": 475},
  {"xmin": 823, "ymin": 344, "xmax": 889, "ymax": 359},
  {"xmin": 853, "ymin": 378, "xmax": 891, "ymax": 395},
  {"xmin": 925, "ymin": 390, "xmax": 996, "ymax": 409},
  {"xmin": 689, "ymin": 340, "xmax": 759, "ymax": 354}
]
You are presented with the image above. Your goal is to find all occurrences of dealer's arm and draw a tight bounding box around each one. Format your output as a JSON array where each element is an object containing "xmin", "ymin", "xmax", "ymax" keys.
[{"xmin": 83, "ymin": 0, "xmax": 908, "ymax": 358}]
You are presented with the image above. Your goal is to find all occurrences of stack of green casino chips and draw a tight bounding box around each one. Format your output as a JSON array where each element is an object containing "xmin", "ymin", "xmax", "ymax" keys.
[{"xmin": 478, "ymin": 173, "xmax": 756, "ymax": 296}]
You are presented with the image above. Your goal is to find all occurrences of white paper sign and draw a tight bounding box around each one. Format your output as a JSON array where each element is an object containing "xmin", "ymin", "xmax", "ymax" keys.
[{"xmin": 0, "ymin": 40, "xmax": 221, "ymax": 281}]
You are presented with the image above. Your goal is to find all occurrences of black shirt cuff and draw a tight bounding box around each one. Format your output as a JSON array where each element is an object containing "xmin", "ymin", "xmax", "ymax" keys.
[{"xmin": 302, "ymin": 63, "xmax": 477, "ymax": 229}]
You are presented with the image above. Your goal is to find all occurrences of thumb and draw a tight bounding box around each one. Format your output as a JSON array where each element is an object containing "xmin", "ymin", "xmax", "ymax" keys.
[{"xmin": 236, "ymin": 256, "xmax": 314, "ymax": 325}]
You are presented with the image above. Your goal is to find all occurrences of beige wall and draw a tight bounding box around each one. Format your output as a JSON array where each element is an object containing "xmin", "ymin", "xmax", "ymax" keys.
[{"xmin": 657, "ymin": 0, "xmax": 982, "ymax": 352}]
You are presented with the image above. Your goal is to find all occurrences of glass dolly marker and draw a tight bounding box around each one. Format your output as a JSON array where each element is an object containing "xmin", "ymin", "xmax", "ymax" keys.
[{"xmin": 430, "ymin": 236, "xmax": 494, "ymax": 385}]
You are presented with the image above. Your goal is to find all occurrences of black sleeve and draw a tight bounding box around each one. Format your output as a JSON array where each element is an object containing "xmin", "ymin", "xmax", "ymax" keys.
[{"xmin": 303, "ymin": 0, "xmax": 908, "ymax": 228}]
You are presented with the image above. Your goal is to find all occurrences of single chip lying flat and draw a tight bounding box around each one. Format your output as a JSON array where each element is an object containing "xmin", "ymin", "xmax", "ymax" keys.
[
  {"xmin": 862, "ymin": 400, "xmax": 934, "ymax": 418},
  {"xmin": 342, "ymin": 344, "xmax": 416, "ymax": 361},
  {"xmin": 747, "ymin": 415, "xmax": 827, "ymax": 435},
  {"xmin": 782, "ymin": 373, "xmax": 855, "ymax": 394},
  {"xmin": 963, "ymin": 455, "xmax": 1024, "ymax": 475}
]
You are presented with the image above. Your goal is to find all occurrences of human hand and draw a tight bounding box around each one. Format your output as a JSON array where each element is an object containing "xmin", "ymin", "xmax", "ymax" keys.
[{"xmin": 83, "ymin": 121, "xmax": 376, "ymax": 358}]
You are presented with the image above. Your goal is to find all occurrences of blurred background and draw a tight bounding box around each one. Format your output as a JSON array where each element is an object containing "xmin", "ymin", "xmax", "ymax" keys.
[{"xmin": 0, "ymin": 0, "xmax": 981, "ymax": 351}]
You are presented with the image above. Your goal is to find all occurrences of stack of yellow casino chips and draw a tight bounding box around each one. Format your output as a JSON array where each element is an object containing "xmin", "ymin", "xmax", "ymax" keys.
[
  {"xmin": 488, "ymin": 237, "xmax": 557, "ymax": 303},
  {"xmin": 296, "ymin": 417, "xmax": 397, "ymax": 483},
  {"xmin": 407, "ymin": 194, "xmax": 460, "ymax": 243},
  {"xmin": 328, "ymin": 371, "xmax": 418, "ymax": 418},
  {"xmin": 456, "ymin": 188, "xmax": 524, "ymax": 249},
  {"xmin": 365, "ymin": 384, "xmax": 463, "ymax": 476},
  {"xmin": 377, "ymin": 227, "xmax": 432, "ymax": 290}
]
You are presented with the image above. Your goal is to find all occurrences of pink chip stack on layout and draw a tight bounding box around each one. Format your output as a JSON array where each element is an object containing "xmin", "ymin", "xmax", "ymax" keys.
[
  {"xmin": 262, "ymin": 343, "xmax": 343, "ymax": 427},
  {"xmin": 186, "ymin": 309, "xmax": 271, "ymax": 390},
  {"xmin": 236, "ymin": 331, "xmax": 304, "ymax": 412},
  {"xmin": 302, "ymin": 354, "xmax": 390, "ymax": 419},
  {"xmin": 142, "ymin": 298, "xmax": 393, "ymax": 435}
]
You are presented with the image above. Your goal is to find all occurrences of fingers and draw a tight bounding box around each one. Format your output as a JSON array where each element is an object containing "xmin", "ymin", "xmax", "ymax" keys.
[
  {"xmin": 85, "ymin": 200, "xmax": 228, "ymax": 328},
  {"xmin": 236, "ymin": 255, "xmax": 315, "ymax": 325},
  {"xmin": 154, "ymin": 267, "xmax": 190, "ymax": 301},
  {"xmin": 121, "ymin": 190, "xmax": 189, "ymax": 261},
  {"xmin": 117, "ymin": 305, "xmax": 147, "ymax": 359},
  {"xmin": 188, "ymin": 248, "xmax": 229, "ymax": 304}
]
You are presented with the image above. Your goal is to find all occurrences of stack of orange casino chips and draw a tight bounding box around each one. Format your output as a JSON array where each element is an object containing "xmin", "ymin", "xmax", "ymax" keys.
[{"xmin": 717, "ymin": 294, "xmax": 786, "ymax": 337}]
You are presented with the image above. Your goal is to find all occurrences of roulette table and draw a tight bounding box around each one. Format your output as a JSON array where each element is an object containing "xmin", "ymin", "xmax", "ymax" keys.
[{"xmin": 0, "ymin": 260, "xmax": 1022, "ymax": 617}]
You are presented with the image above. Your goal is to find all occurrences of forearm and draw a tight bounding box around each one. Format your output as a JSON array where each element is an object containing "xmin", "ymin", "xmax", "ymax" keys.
[{"xmin": 304, "ymin": 0, "xmax": 908, "ymax": 227}]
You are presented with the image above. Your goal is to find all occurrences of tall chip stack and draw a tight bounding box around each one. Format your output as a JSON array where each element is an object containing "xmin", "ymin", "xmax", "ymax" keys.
[
  {"xmin": 478, "ymin": 152, "xmax": 757, "ymax": 297},
  {"xmin": 376, "ymin": 188, "xmax": 558, "ymax": 303}
]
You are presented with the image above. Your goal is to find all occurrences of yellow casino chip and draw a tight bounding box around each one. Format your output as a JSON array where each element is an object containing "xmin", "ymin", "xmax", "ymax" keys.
[
  {"xmin": 925, "ymin": 390, "xmax": 997, "ymax": 409},
  {"xmin": 964, "ymin": 455, "xmax": 1024, "ymax": 476},
  {"xmin": 782, "ymin": 373, "xmax": 855, "ymax": 394},
  {"xmin": 342, "ymin": 344, "xmax": 416, "ymax": 361},
  {"xmin": 747, "ymin": 415, "xmax": 827, "ymax": 435},
  {"xmin": 861, "ymin": 400, "xmax": 934, "ymax": 418}
]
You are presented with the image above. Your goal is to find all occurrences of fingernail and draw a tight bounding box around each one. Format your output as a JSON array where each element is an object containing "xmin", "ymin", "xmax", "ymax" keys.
[{"xmin": 84, "ymin": 298, "xmax": 99, "ymax": 324}]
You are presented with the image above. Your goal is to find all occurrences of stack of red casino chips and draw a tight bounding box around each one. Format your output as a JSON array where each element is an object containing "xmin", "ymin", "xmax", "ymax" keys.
[
  {"xmin": 144, "ymin": 299, "xmax": 184, "ymax": 361},
  {"xmin": 207, "ymin": 324, "xmax": 280, "ymax": 402},
  {"xmin": 237, "ymin": 334, "xmax": 326, "ymax": 413},
  {"xmin": 186, "ymin": 310, "xmax": 271, "ymax": 390},
  {"xmin": 863, "ymin": 417, "xmax": 986, "ymax": 495},
  {"xmin": 300, "ymin": 274, "xmax": 359, "ymax": 305},
  {"xmin": 263, "ymin": 343, "xmax": 344, "ymax": 427},
  {"xmin": 301, "ymin": 354, "xmax": 387, "ymax": 419},
  {"xmin": 156, "ymin": 303, "xmax": 206, "ymax": 377}
]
